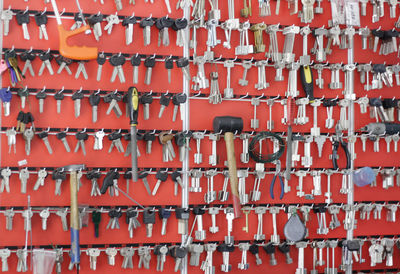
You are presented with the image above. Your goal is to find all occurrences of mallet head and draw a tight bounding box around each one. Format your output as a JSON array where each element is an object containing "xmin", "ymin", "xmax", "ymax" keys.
[{"xmin": 213, "ymin": 116, "xmax": 243, "ymax": 134}]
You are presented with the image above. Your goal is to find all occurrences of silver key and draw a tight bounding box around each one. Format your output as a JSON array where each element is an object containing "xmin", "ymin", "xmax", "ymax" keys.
[
  {"xmin": 1, "ymin": 9, "xmax": 13, "ymax": 36},
  {"xmin": 19, "ymin": 168, "xmax": 30, "ymax": 194},
  {"xmin": 39, "ymin": 208, "xmax": 50, "ymax": 230},
  {"xmin": 0, "ymin": 168, "xmax": 11, "ymax": 193},
  {"xmin": 34, "ymin": 169, "xmax": 47, "ymax": 191},
  {"xmin": 23, "ymin": 128, "xmax": 34, "ymax": 156},
  {"xmin": 0, "ymin": 249, "xmax": 11, "ymax": 272}
]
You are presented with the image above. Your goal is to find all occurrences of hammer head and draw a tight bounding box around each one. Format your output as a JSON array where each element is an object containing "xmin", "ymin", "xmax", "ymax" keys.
[
  {"xmin": 62, "ymin": 164, "xmax": 86, "ymax": 172},
  {"xmin": 213, "ymin": 116, "xmax": 243, "ymax": 134}
]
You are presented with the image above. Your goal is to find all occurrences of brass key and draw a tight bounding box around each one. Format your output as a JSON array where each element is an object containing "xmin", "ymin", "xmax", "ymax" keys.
[{"xmin": 242, "ymin": 207, "xmax": 251, "ymax": 232}]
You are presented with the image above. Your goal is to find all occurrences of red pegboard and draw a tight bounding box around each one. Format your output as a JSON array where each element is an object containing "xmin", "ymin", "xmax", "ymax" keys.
[{"xmin": 1, "ymin": 0, "xmax": 400, "ymax": 273}]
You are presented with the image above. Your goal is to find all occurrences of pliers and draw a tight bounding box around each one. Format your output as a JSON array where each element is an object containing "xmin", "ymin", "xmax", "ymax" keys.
[
  {"xmin": 331, "ymin": 123, "xmax": 351, "ymax": 170},
  {"xmin": 270, "ymin": 160, "xmax": 284, "ymax": 200}
]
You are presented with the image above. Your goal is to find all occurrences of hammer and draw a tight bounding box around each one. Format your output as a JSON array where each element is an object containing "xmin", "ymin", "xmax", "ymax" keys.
[
  {"xmin": 213, "ymin": 116, "xmax": 243, "ymax": 218},
  {"xmin": 63, "ymin": 164, "xmax": 85, "ymax": 265}
]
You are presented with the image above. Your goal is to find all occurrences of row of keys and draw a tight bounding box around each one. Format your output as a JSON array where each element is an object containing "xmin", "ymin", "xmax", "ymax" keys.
[
  {"xmin": 0, "ymin": 236, "xmax": 397, "ymax": 273},
  {"xmin": 3, "ymin": 49, "xmax": 190, "ymax": 86},
  {"xmin": 3, "ymin": 9, "xmax": 186, "ymax": 45},
  {"xmin": 0, "ymin": 202, "xmax": 397, "ymax": 239}
]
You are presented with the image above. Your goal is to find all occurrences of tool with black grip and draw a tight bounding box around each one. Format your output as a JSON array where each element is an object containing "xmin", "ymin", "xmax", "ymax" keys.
[
  {"xmin": 299, "ymin": 64, "xmax": 314, "ymax": 102},
  {"xmin": 127, "ymin": 87, "xmax": 139, "ymax": 182}
]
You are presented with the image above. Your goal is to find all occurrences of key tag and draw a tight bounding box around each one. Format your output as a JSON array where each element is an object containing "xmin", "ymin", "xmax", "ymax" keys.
[
  {"xmin": 284, "ymin": 208, "xmax": 306, "ymax": 242},
  {"xmin": 0, "ymin": 60, "xmax": 8, "ymax": 74}
]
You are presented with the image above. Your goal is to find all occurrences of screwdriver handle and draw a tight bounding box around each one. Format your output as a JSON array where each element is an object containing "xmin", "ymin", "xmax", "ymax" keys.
[
  {"xmin": 300, "ymin": 65, "xmax": 314, "ymax": 103},
  {"xmin": 127, "ymin": 87, "xmax": 139, "ymax": 126}
]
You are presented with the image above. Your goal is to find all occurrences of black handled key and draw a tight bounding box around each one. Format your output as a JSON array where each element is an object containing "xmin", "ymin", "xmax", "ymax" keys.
[
  {"xmin": 144, "ymin": 56, "xmax": 156, "ymax": 85},
  {"xmin": 34, "ymin": 12, "xmax": 48, "ymax": 40},
  {"xmin": 89, "ymin": 92, "xmax": 101, "ymax": 123},
  {"xmin": 171, "ymin": 93, "xmax": 187, "ymax": 122},
  {"xmin": 130, "ymin": 54, "xmax": 141, "ymax": 84},
  {"xmin": 16, "ymin": 11, "xmax": 30, "ymax": 40},
  {"xmin": 158, "ymin": 93, "xmax": 171, "ymax": 118},
  {"xmin": 140, "ymin": 93, "xmax": 153, "ymax": 120},
  {"xmin": 140, "ymin": 17, "xmax": 154, "ymax": 46}
]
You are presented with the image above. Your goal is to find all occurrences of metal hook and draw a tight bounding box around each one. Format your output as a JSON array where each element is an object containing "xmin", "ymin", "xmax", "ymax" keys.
[
  {"xmin": 152, "ymin": 53, "xmax": 156, "ymax": 59},
  {"xmin": 214, "ymin": 55, "xmax": 222, "ymax": 62},
  {"xmin": 24, "ymin": 6, "xmax": 29, "ymax": 14},
  {"xmin": 45, "ymin": 127, "xmax": 50, "ymax": 132},
  {"xmin": 95, "ymin": 89, "xmax": 101, "ymax": 95},
  {"xmin": 193, "ymin": 90, "xmax": 202, "ymax": 97},
  {"xmin": 63, "ymin": 127, "xmax": 69, "ymax": 133},
  {"xmin": 256, "ymin": 93, "xmax": 265, "ymax": 99},
  {"xmin": 239, "ymin": 93, "xmax": 249, "ymax": 100},
  {"xmin": 148, "ymin": 90, "xmax": 153, "ymax": 95},
  {"xmin": 40, "ymin": 86, "xmax": 46, "ymax": 93},
  {"xmin": 41, "ymin": 7, "xmax": 47, "ymax": 15},
  {"xmin": 82, "ymin": 128, "xmax": 87, "ymax": 133}
]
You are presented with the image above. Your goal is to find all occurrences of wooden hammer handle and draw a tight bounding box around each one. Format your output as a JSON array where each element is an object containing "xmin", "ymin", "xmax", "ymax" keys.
[
  {"xmin": 70, "ymin": 171, "xmax": 80, "ymax": 264},
  {"xmin": 224, "ymin": 132, "xmax": 242, "ymax": 218}
]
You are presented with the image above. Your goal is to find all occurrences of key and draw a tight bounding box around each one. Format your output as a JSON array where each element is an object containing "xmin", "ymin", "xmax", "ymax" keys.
[
  {"xmin": 122, "ymin": 15, "xmax": 136, "ymax": 45},
  {"xmin": 143, "ymin": 208, "xmax": 156, "ymax": 237},
  {"xmin": 18, "ymin": 168, "xmax": 29, "ymax": 194},
  {"xmin": 56, "ymin": 208, "xmax": 68, "ymax": 231},
  {"xmin": 87, "ymin": 170, "xmax": 101, "ymax": 197},
  {"xmin": 53, "ymin": 168, "xmax": 67, "ymax": 195},
  {"xmin": 173, "ymin": 246, "xmax": 188, "ymax": 272},
  {"xmin": 54, "ymin": 89, "xmax": 65, "ymax": 114},
  {"xmin": 0, "ymin": 168, "xmax": 11, "ymax": 193},
  {"xmin": 144, "ymin": 131, "xmax": 156, "ymax": 154},
  {"xmin": 87, "ymin": 248, "xmax": 100, "ymax": 270},
  {"xmin": 1, "ymin": 9, "xmax": 13, "ymax": 36},
  {"xmin": 106, "ymin": 208, "xmax": 122, "ymax": 229},
  {"xmin": 193, "ymin": 206, "xmax": 206, "ymax": 240},
  {"xmin": 33, "ymin": 168, "xmax": 47, "ymax": 191},
  {"xmin": 156, "ymin": 16, "xmax": 174, "ymax": 47},
  {"xmin": 38, "ymin": 131, "xmax": 53, "ymax": 154},
  {"xmin": 159, "ymin": 207, "xmax": 172, "ymax": 235},
  {"xmin": 5, "ymin": 128, "xmax": 16, "ymax": 154},
  {"xmin": 74, "ymin": 130, "xmax": 89, "ymax": 156},
  {"xmin": 23, "ymin": 128, "xmax": 34, "ymax": 155},
  {"xmin": 189, "ymin": 244, "xmax": 204, "ymax": 267},
  {"xmin": 89, "ymin": 91, "xmax": 101, "ymax": 123},
  {"xmin": 88, "ymin": 13, "xmax": 104, "ymax": 41},
  {"xmin": 105, "ymin": 248, "xmax": 117, "ymax": 266},
  {"xmin": 108, "ymin": 130, "xmax": 124, "ymax": 154},
  {"xmin": 39, "ymin": 208, "xmax": 50, "ymax": 230},
  {"xmin": 140, "ymin": 17, "xmax": 154, "ymax": 46},
  {"xmin": 17, "ymin": 87, "xmax": 29, "ymax": 109},
  {"xmin": 218, "ymin": 243, "xmax": 235, "ymax": 272},
  {"xmin": 38, "ymin": 50, "xmax": 54, "ymax": 76},
  {"xmin": 172, "ymin": 93, "xmax": 187, "ymax": 122},
  {"xmin": 140, "ymin": 93, "xmax": 153, "ymax": 120},
  {"xmin": 176, "ymin": 57, "xmax": 191, "ymax": 81},
  {"xmin": 104, "ymin": 91, "xmax": 123, "ymax": 117},
  {"xmin": 173, "ymin": 18, "xmax": 188, "ymax": 47},
  {"xmin": 20, "ymin": 49, "xmax": 36, "ymax": 77},
  {"xmin": 34, "ymin": 11, "xmax": 48, "ymax": 40},
  {"xmin": 22, "ymin": 209, "xmax": 33, "ymax": 232},
  {"xmin": 56, "ymin": 56, "xmax": 73, "ymax": 75},
  {"xmin": 263, "ymin": 242, "xmax": 277, "ymax": 266},
  {"xmin": 278, "ymin": 242, "xmax": 293, "ymax": 264},
  {"xmin": 0, "ymin": 88, "xmax": 11, "ymax": 117},
  {"xmin": 158, "ymin": 93, "xmax": 171, "ymax": 118},
  {"xmin": 104, "ymin": 13, "xmax": 119, "ymax": 34},
  {"xmin": 96, "ymin": 52, "xmax": 106, "ymax": 81},
  {"xmin": 75, "ymin": 61, "xmax": 88, "ymax": 80},
  {"xmin": 120, "ymin": 247, "xmax": 134, "ymax": 269},
  {"xmin": 72, "ymin": 89, "xmax": 84, "ymax": 118},
  {"xmin": 130, "ymin": 54, "xmax": 141, "ymax": 84},
  {"xmin": 56, "ymin": 131, "xmax": 71, "ymax": 153},
  {"xmin": 16, "ymin": 10, "xmax": 30, "ymax": 40},
  {"xmin": 0, "ymin": 249, "xmax": 11, "ymax": 272},
  {"xmin": 70, "ymin": 13, "xmax": 83, "ymax": 30},
  {"xmin": 144, "ymin": 55, "xmax": 156, "ymax": 85},
  {"xmin": 152, "ymin": 169, "xmax": 168, "ymax": 195},
  {"xmin": 16, "ymin": 249, "xmax": 28, "ymax": 272}
]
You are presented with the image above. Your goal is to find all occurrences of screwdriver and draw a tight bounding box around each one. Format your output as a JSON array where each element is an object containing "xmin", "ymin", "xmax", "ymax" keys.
[
  {"xmin": 299, "ymin": 64, "xmax": 314, "ymax": 103},
  {"xmin": 127, "ymin": 87, "xmax": 139, "ymax": 182}
]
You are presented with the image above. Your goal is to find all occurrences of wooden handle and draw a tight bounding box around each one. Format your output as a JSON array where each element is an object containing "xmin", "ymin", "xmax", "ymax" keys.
[
  {"xmin": 69, "ymin": 171, "xmax": 80, "ymax": 264},
  {"xmin": 224, "ymin": 132, "xmax": 242, "ymax": 218},
  {"xmin": 58, "ymin": 25, "xmax": 98, "ymax": 60}
]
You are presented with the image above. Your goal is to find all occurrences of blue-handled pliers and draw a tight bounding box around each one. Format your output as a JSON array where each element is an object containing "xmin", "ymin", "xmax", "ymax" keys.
[{"xmin": 270, "ymin": 160, "xmax": 284, "ymax": 200}]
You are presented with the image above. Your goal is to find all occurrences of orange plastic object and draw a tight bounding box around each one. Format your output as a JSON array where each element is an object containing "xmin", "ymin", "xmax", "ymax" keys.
[{"xmin": 57, "ymin": 25, "xmax": 98, "ymax": 60}]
